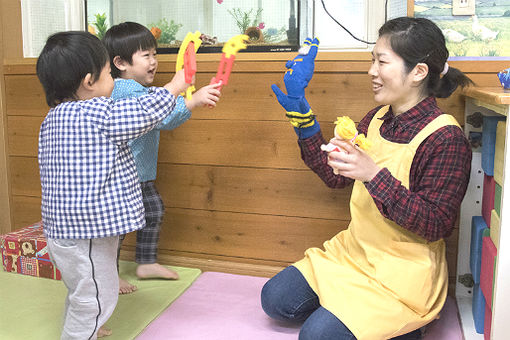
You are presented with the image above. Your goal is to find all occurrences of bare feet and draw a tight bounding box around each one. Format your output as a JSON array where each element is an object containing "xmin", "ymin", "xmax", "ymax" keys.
[
  {"xmin": 136, "ymin": 263, "xmax": 179, "ymax": 280},
  {"xmin": 119, "ymin": 277, "xmax": 137, "ymax": 294},
  {"xmin": 98, "ymin": 326, "xmax": 112, "ymax": 338}
]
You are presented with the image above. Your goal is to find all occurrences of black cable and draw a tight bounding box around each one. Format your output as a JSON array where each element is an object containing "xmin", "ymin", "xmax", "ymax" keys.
[
  {"xmin": 319, "ymin": 0, "xmax": 389, "ymax": 45},
  {"xmin": 385, "ymin": 0, "xmax": 388, "ymax": 22}
]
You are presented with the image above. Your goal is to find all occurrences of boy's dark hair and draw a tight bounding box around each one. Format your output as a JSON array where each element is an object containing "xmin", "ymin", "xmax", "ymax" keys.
[
  {"xmin": 36, "ymin": 31, "xmax": 110, "ymax": 108},
  {"xmin": 102, "ymin": 22, "xmax": 158, "ymax": 79},
  {"xmin": 378, "ymin": 17, "xmax": 473, "ymax": 98}
]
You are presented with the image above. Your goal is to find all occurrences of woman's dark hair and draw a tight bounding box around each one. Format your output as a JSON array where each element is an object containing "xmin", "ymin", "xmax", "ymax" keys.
[
  {"xmin": 102, "ymin": 22, "xmax": 158, "ymax": 78},
  {"xmin": 378, "ymin": 17, "xmax": 473, "ymax": 98},
  {"xmin": 36, "ymin": 31, "xmax": 109, "ymax": 107}
]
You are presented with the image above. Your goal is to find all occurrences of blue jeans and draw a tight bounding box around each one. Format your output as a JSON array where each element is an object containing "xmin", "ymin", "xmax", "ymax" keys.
[{"xmin": 261, "ymin": 266, "xmax": 422, "ymax": 340}]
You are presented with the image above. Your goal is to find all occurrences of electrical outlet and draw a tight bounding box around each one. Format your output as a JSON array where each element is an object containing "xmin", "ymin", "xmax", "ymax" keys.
[{"xmin": 452, "ymin": 0, "xmax": 475, "ymax": 16}]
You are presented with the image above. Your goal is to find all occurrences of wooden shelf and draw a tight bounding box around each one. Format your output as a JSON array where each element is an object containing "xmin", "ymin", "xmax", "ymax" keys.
[
  {"xmin": 459, "ymin": 86, "xmax": 510, "ymax": 339},
  {"xmin": 463, "ymin": 86, "xmax": 510, "ymax": 116}
]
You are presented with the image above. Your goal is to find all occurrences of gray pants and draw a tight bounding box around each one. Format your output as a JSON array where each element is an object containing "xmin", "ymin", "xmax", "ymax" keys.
[{"xmin": 47, "ymin": 236, "xmax": 119, "ymax": 340}]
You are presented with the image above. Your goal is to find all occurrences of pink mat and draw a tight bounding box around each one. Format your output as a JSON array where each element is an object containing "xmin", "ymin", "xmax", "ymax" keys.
[{"xmin": 137, "ymin": 271, "xmax": 462, "ymax": 340}]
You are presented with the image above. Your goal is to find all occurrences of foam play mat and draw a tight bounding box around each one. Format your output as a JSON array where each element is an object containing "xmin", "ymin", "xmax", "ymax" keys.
[
  {"xmin": 136, "ymin": 271, "xmax": 463, "ymax": 340},
  {"xmin": 136, "ymin": 271, "xmax": 301, "ymax": 339},
  {"xmin": 0, "ymin": 261, "xmax": 201, "ymax": 339}
]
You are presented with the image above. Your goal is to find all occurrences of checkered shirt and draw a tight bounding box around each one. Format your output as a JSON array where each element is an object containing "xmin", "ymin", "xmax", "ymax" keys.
[
  {"xmin": 38, "ymin": 88, "xmax": 176, "ymax": 239},
  {"xmin": 112, "ymin": 79, "xmax": 191, "ymax": 182}
]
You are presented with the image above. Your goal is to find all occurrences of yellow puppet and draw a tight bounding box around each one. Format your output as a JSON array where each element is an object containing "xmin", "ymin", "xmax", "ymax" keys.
[{"xmin": 321, "ymin": 116, "xmax": 371, "ymax": 174}]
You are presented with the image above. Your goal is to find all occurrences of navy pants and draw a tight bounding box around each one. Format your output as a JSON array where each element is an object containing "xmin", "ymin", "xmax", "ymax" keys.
[
  {"xmin": 118, "ymin": 181, "xmax": 165, "ymax": 265},
  {"xmin": 261, "ymin": 266, "xmax": 422, "ymax": 340}
]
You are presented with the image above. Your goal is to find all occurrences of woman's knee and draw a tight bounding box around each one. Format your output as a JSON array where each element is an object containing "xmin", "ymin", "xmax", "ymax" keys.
[
  {"xmin": 260, "ymin": 276, "xmax": 285, "ymax": 319},
  {"xmin": 261, "ymin": 266, "xmax": 319, "ymax": 322},
  {"xmin": 299, "ymin": 307, "xmax": 356, "ymax": 340}
]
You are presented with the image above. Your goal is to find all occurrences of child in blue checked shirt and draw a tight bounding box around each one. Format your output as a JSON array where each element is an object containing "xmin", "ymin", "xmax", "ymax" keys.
[
  {"xmin": 37, "ymin": 31, "xmax": 190, "ymax": 339},
  {"xmin": 103, "ymin": 22, "xmax": 221, "ymax": 294}
]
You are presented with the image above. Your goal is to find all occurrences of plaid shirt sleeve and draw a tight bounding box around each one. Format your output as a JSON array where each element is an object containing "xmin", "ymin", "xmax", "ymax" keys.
[
  {"xmin": 365, "ymin": 126, "xmax": 472, "ymax": 241},
  {"xmin": 298, "ymin": 132, "xmax": 354, "ymax": 189},
  {"xmin": 297, "ymin": 107, "xmax": 379, "ymax": 189},
  {"xmin": 298, "ymin": 103, "xmax": 471, "ymax": 242},
  {"xmin": 82, "ymin": 87, "xmax": 176, "ymax": 145}
]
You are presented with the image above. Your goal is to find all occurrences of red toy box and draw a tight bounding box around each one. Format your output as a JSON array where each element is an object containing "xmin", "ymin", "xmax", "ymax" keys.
[{"xmin": 1, "ymin": 221, "xmax": 61, "ymax": 280}]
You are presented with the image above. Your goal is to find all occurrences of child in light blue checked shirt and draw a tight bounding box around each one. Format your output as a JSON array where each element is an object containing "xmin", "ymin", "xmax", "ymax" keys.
[
  {"xmin": 103, "ymin": 22, "xmax": 221, "ymax": 294},
  {"xmin": 37, "ymin": 31, "xmax": 189, "ymax": 339}
]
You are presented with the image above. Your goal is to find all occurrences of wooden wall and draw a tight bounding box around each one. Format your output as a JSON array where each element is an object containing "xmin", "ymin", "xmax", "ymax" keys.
[
  {"xmin": 1, "ymin": 0, "xmax": 507, "ymax": 287},
  {"xmin": 0, "ymin": 0, "xmax": 13, "ymax": 235}
]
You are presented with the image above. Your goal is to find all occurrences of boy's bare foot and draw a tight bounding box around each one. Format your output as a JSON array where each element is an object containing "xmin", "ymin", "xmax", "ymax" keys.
[
  {"xmin": 136, "ymin": 263, "xmax": 179, "ymax": 280},
  {"xmin": 98, "ymin": 326, "xmax": 112, "ymax": 338},
  {"xmin": 119, "ymin": 277, "xmax": 137, "ymax": 294}
]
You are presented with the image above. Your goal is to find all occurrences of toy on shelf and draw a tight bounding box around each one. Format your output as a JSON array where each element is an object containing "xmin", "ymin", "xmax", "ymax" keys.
[
  {"xmin": 321, "ymin": 116, "xmax": 372, "ymax": 174},
  {"xmin": 210, "ymin": 34, "xmax": 249, "ymax": 92},
  {"xmin": 150, "ymin": 27, "xmax": 162, "ymax": 41},
  {"xmin": 176, "ymin": 31, "xmax": 202, "ymax": 100},
  {"xmin": 497, "ymin": 67, "xmax": 510, "ymax": 89}
]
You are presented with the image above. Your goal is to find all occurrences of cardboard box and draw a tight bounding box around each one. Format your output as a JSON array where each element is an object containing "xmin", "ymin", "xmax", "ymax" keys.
[{"xmin": 1, "ymin": 221, "xmax": 61, "ymax": 280}]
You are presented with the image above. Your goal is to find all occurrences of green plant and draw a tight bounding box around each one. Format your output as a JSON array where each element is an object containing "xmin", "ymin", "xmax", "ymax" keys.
[
  {"xmin": 149, "ymin": 18, "xmax": 182, "ymax": 44},
  {"xmin": 263, "ymin": 27, "xmax": 287, "ymax": 43},
  {"xmin": 92, "ymin": 13, "xmax": 108, "ymax": 40},
  {"xmin": 227, "ymin": 8, "xmax": 263, "ymax": 34}
]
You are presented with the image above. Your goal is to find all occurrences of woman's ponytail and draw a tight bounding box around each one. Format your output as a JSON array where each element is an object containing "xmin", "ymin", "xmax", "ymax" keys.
[{"xmin": 434, "ymin": 66, "xmax": 474, "ymax": 98}]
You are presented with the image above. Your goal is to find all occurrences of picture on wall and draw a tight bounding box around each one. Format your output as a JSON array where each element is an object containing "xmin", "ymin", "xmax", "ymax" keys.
[{"xmin": 414, "ymin": 0, "xmax": 510, "ymax": 59}]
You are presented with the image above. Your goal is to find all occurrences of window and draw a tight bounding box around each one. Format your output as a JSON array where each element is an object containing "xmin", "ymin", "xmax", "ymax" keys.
[
  {"xmin": 20, "ymin": 0, "xmax": 407, "ymax": 57},
  {"xmin": 21, "ymin": 0, "xmax": 85, "ymax": 57},
  {"xmin": 313, "ymin": 0, "xmax": 408, "ymax": 51}
]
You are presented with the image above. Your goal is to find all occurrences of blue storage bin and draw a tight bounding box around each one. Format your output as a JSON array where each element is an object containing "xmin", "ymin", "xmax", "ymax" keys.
[
  {"xmin": 482, "ymin": 116, "xmax": 506, "ymax": 176},
  {"xmin": 472, "ymin": 283, "xmax": 486, "ymax": 334},
  {"xmin": 470, "ymin": 216, "xmax": 488, "ymax": 284}
]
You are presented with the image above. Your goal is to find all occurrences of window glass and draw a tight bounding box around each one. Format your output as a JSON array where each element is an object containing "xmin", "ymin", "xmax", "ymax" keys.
[
  {"xmin": 20, "ymin": 0, "xmax": 408, "ymax": 57},
  {"xmin": 86, "ymin": 0, "xmax": 302, "ymax": 53},
  {"xmin": 21, "ymin": 0, "xmax": 84, "ymax": 57}
]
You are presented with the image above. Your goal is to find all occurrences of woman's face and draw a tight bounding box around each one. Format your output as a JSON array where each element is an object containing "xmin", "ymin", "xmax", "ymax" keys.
[{"xmin": 368, "ymin": 36, "xmax": 420, "ymax": 114}]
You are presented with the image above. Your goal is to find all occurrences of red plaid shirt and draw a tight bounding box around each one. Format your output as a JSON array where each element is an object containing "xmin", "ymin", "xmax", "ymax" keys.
[{"xmin": 299, "ymin": 97, "xmax": 471, "ymax": 242}]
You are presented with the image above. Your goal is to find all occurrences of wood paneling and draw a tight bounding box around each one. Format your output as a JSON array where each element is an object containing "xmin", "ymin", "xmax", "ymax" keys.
[
  {"xmin": 125, "ymin": 207, "xmax": 346, "ymax": 263},
  {"xmin": 8, "ymin": 156, "xmax": 352, "ymax": 220},
  {"xmin": 0, "ymin": 0, "xmax": 23, "ymax": 61},
  {"xmin": 4, "ymin": 75, "xmax": 47, "ymax": 116},
  {"xmin": 11, "ymin": 195, "xmax": 41, "ymax": 229},
  {"xmin": 9, "ymin": 156, "xmax": 40, "ymax": 197},
  {"xmin": 7, "ymin": 116, "xmax": 43, "ymax": 157},
  {"xmin": 0, "ymin": 0, "xmax": 12, "ymax": 235},
  {"xmin": 157, "ymin": 120, "xmax": 323, "ymax": 169},
  {"xmin": 156, "ymin": 164, "xmax": 351, "ymax": 219},
  {"xmin": 3, "ymin": 59, "xmax": 495, "ymax": 280}
]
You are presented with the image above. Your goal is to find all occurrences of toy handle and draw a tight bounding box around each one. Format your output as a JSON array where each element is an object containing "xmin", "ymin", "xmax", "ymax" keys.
[{"xmin": 184, "ymin": 42, "xmax": 196, "ymax": 84}]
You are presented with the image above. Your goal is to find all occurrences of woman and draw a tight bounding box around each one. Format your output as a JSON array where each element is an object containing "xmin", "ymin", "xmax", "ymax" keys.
[{"xmin": 263, "ymin": 17, "xmax": 473, "ymax": 340}]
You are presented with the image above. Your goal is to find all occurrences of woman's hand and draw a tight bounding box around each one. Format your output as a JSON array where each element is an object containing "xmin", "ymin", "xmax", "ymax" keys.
[{"xmin": 327, "ymin": 139, "xmax": 381, "ymax": 182}]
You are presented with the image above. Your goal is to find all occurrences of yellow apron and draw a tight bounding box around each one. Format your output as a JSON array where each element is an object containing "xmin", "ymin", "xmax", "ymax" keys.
[{"xmin": 294, "ymin": 106, "xmax": 460, "ymax": 340}]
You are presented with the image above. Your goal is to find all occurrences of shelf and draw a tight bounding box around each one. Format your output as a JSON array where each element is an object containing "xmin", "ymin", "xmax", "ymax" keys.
[
  {"xmin": 460, "ymin": 86, "xmax": 510, "ymax": 339},
  {"xmin": 463, "ymin": 87, "xmax": 510, "ymax": 116},
  {"xmin": 456, "ymin": 295, "xmax": 484, "ymax": 340}
]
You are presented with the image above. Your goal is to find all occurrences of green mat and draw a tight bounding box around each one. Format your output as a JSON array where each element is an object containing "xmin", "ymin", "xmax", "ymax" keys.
[{"xmin": 0, "ymin": 261, "xmax": 201, "ymax": 340}]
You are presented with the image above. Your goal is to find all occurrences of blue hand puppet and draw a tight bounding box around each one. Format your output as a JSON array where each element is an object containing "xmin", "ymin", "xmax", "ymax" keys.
[
  {"xmin": 271, "ymin": 38, "xmax": 320, "ymax": 139},
  {"xmin": 498, "ymin": 68, "xmax": 510, "ymax": 89}
]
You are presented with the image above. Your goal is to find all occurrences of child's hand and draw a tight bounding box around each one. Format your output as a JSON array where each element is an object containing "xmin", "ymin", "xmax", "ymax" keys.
[
  {"xmin": 185, "ymin": 82, "xmax": 222, "ymax": 110},
  {"xmin": 164, "ymin": 69, "xmax": 191, "ymax": 97}
]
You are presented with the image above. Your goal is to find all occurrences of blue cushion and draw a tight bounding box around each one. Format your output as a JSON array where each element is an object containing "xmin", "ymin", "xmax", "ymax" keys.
[
  {"xmin": 482, "ymin": 116, "xmax": 506, "ymax": 176},
  {"xmin": 472, "ymin": 283, "xmax": 486, "ymax": 334},
  {"xmin": 470, "ymin": 216, "xmax": 488, "ymax": 284}
]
